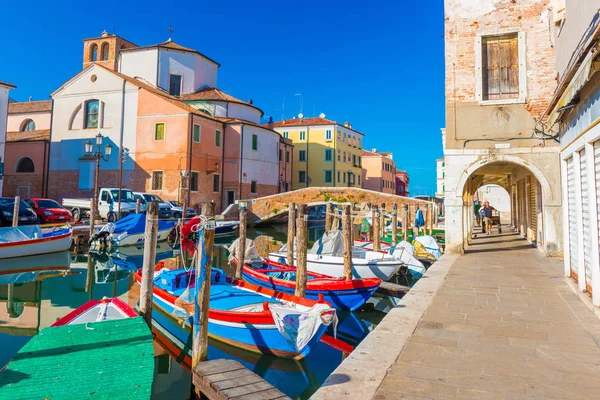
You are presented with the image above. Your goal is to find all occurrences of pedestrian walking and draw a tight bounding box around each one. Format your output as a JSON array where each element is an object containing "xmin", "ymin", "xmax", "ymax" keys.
[
  {"xmin": 474, "ymin": 201, "xmax": 482, "ymax": 227},
  {"xmin": 481, "ymin": 201, "xmax": 496, "ymax": 235}
]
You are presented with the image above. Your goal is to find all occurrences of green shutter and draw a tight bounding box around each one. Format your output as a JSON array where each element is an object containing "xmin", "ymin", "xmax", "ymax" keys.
[
  {"xmin": 215, "ymin": 130, "xmax": 221, "ymax": 146},
  {"xmin": 252, "ymin": 134, "xmax": 258, "ymax": 150}
]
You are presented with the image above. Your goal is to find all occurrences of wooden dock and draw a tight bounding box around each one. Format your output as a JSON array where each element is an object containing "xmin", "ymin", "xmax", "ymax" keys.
[
  {"xmin": 193, "ymin": 359, "xmax": 290, "ymax": 400},
  {"xmin": 376, "ymin": 281, "xmax": 410, "ymax": 298}
]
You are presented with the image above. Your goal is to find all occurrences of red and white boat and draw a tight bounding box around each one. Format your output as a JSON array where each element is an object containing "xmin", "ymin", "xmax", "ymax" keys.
[
  {"xmin": 52, "ymin": 297, "xmax": 137, "ymax": 326},
  {"xmin": 0, "ymin": 225, "xmax": 72, "ymax": 259}
]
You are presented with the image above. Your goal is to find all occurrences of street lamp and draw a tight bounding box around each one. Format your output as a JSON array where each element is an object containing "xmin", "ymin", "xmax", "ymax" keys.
[{"xmin": 85, "ymin": 133, "xmax": 112, "ymax": 224}]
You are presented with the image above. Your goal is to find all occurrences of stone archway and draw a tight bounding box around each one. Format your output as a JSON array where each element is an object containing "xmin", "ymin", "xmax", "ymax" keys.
[{"xmin": 444, "ymin": 154, "xmax": 562, "ymax": 256}]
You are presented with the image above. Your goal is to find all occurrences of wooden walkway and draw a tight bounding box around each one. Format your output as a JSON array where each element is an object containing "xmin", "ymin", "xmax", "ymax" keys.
[
  {"xmin": 193, "ymin": 359, "xmax": 290, "ymax": 400},
  {"xmin": 374, "ymin": 230, "xmax": 600, "ymax": 399},
  {"xmin": 0, "ymin": 316, "xmax": 154, "ymax": 399}
]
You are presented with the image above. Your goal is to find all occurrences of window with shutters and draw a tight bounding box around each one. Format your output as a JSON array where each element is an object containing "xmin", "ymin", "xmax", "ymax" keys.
[
  {"xmin": 251, "ymin": 180, "xmax": 257, "ymax": 193},
  {"xmin": 190, "ymin": 171, "xmax": 199, "ymax": 192},
  {"xmin": 476, "ymin": 31, "xmax": 526, "ymax": 104},
  {"xmin": 212, "ymin": 173, "xmax": 220, "ymax": 192},
  {"xmin": 155, "ymin": 123, "xmax": 165, "ymax": 141},
  {"xmin": 152, "ymin": 171, "xmax": 163, "ymax": 190},
  {"xmin": 193, "ymin": 124, "xmax": 200, "ymax": 143}
]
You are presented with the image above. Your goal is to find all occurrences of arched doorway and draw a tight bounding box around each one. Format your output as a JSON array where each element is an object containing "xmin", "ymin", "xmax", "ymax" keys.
[{"xmin": 446, "ymin": 155, "xmax": 560, "ymax": 256}]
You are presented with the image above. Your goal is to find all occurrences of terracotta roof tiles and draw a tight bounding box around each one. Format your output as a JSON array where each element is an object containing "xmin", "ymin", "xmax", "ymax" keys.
[
  {"xmin": 7, "ymin": 129, "xmax": 50, "ymax": 142},
  {"xmin": 270, "ymin": 117, "xmax": 364, "ymax": 135},
  {"xmin": 0, "ymin": 80, "xmax": 16, "ymax": 89},
  {"xmin": 8, "ymin": 100, "xmax": 52, "ymax": 114}
]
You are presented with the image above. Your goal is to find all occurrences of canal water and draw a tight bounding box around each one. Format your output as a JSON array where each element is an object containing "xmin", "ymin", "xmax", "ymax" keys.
[{"xmin": 0, "ymin": 222, "xmax": 408, "ymax": 399}]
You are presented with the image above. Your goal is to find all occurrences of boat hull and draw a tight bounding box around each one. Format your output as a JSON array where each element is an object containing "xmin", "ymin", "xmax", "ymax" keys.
[
  {"xmin": 113, "ymin": 226, "xmax": 173, "ymax": 246},
  {"xmin": 240, "ymin": 261, "xmax": 380, "ymax": 311},
  {"xmin": 0, "ymin": 231, "xmax": 72, "ymax": 259},
  {"xmin": 145, "ymin": 281, "xmax": 327, "ymax": 359},
  {"xmin": 268, "ymin": 253, "xmax": 402, "ymax": 281}
]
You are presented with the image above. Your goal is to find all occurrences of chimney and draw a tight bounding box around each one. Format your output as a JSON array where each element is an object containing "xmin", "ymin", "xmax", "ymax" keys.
[
  {"xmin": 344, "ymin": 122, "xmax": 349, "ymax": 127},
  {"xmin": 29, "ymin": 96, "xmax": 33, "ymax": 102},
  {"xmin": 101, "ymin": 30, "xmax": 109, "ymax": 37},
  {"xmin": 349, "ymin": 124, "xmax": 353, "ymax": 129},
  {"xmin": 372, "ymin": 148, "xmax": 377, "ymax": 153},
  {"xmin": 248, "ymin": 99, "xmax": 253, "ymax": 105},
  {"xmin": 268, "ymin": 116, "xmax": 274, "ymax": 130}
]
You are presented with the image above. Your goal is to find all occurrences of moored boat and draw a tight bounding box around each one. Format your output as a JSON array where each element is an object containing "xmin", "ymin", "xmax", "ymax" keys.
[
  {"xmin": 52, "ymin": 297, "xmax": 138, "ymax": 326},
  {"xmin": 0, "ymin": 224, "xmax": 72, "ymax": 259},
  {"xmin": 353, "ymin": 239, "xmax": 427, "ymax": 279},
  {"xmin": 134, "ymin": 264, "xmax": 336, "ymax": 359},
  {"xmin": 269, "ymin": 231, "xmax": 403, "ymax": 281},
  {"xmin": 0, "ymin": 298, "xmax": 154, "ymax": 399},
  {"xmin": 103, "ymin": 214, "xmax": 175, "ymax": 247},
  {"xmin": 238, "ymin": 258, "xmax": 380, "ymax": 311},
  {"xmin": 181, "ymin": 217, "xmax": 239, "ymax": 239}
]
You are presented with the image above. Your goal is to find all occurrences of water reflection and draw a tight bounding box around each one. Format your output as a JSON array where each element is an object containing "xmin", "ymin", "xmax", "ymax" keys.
[{"xmin": 0, "ymin": 225, "xmax": 395, "ymax": 399}]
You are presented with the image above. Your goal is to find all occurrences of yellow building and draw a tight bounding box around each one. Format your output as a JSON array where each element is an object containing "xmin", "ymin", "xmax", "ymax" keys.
[{"xmin": 270, "ymin": 117, "xmax": 364, "ymax": 190}]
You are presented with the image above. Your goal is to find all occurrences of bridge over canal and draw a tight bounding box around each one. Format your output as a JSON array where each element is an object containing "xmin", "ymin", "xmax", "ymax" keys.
[{"xmin": 223, "ymin": 187, "xmax": 436, "ymax": 224}]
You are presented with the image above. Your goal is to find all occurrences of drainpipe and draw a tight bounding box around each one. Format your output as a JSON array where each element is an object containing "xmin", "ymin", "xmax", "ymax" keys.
[
  {"xmin": 187, "ymin": 114, "xmax": 193, "ymax": 206},
  {"xmin": 45, "ymin": 99, "xmax": 55, "ymax": 198},
  {"xmin": 239, "ymin": 123, "xmax": 245, "ymax": 201},
  {"xmin": 306, "ymin": 126, "xmax": 310, "ymax": 188},
  {"xmin": 117, "ymin": 79, "xmax": 126, "ymax": 219},
  {"xmin": 333, "ymin": 126, "xmax": 336, "ymax": 187},
  {"xmin": 41, "ymin": 140, "xmax": 48, "ymax": 198},
  {"xmin": 220, "ymin": 121, "xmax": 227, "ymax": 210}
]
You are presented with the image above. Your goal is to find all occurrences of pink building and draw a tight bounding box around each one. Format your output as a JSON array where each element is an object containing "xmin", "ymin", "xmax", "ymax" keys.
[
  {"xmin": 396, "ymin": 171, "xmax": 410, "ymax": 197},
  {"xmin": 361, "ymin": 149, "xmax": 396, "ymax": 194}
]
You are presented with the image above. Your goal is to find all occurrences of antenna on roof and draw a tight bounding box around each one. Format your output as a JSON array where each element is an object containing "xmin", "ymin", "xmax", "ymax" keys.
[
  {"xmin": 298, "ymin": 113, "xmax": 304, "ymax": 119},
  {"xmin": 294, "ymin": 93, "xmax": 303, "ymax": 115},
  {"xmin": 167, "ymin": 25, "xmax": 174, "ymax": 42},
  {"xmin": 319, "ymin": 112, "xmax": 326, "ymax": 118}
]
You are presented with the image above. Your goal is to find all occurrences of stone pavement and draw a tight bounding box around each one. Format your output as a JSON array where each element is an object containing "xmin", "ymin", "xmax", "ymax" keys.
[{"xmin": 374, "ymin": 228, "xmax": 600, "ymax": 399}]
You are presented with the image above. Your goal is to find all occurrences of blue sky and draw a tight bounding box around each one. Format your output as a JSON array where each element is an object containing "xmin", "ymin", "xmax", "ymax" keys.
[{"xmin": 0, "ymin": 0, "xmax": 445, "ymax": 195}]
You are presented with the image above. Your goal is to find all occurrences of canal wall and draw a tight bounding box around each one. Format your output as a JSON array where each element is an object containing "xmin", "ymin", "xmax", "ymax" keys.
[{"xmin": 310, "ymin": 253, "xmax": 460, "ymax": 400}]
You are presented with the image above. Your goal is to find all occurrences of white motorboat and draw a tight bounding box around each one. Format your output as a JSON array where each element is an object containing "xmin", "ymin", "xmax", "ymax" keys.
[
  {"xmin": 268, "ymin": 231, "xmax": 403, "ymax": 280},
  {"xmin": 353, "ymin": 239, "xmax": 427, "ymax": 279}
]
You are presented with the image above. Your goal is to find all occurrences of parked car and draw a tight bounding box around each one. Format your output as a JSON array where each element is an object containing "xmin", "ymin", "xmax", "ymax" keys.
[
  {"xmin": 165, "ymin": 200, "xmax": 196, "ymax": 219},
  {"xmin": 133, "ymin": 193, "xmax": 173, "ymax": 219},
  {"xmin": 63, "ymin": 188, "xmax": 139, "ymax": 222},
  {"xmin": 25, "ymin": 198, "xmax": 72, "ymax": 224},
  {"xmin": 0, "ymin": 198, "xmax": 38, "ymax": 227}
]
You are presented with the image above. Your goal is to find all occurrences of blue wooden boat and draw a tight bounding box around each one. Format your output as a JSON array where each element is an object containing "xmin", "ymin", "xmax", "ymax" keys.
[
  {"xmin": 237, "ymin": 258, "xmax": 380, "ymax": 311},
  {"xmin": 134, "ymin": 264, "xmax": 336, "ymax": 359},
  {"xmin": 102, "ymin": 214, "xmax": 175, "ymax": 246}
]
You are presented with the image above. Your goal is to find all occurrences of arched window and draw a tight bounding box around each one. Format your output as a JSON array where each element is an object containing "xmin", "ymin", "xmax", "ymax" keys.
[
  {"xmin": 16, "ymin": 157, "xmax": 35, "ymax": 173},
  {"xmin": 84, "ymin": 100, "xmax": 99, "ymax": 129},
  {"xmin": 20, "ymin": 119, "xmax": 36, "ymax": 131},
  {"xmin": 91, "ymin": 44, "xmax": 98, "ymax": 61},
  {"xmin": 101, "ymin": 43, "xmax": 109, "ymax": 61}
]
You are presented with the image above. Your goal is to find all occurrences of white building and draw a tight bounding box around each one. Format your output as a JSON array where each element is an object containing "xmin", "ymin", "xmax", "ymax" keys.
[
  {"xmin": 544, "ymin": 2, "xmax": 600, "ymax": 305},
  {"xmin": 435, "ymin": 157, "xmax": 444, "ymax": 198},
  {"xmin": 0, "ymin": 80, "xmax": 17, "ymax": 196}
]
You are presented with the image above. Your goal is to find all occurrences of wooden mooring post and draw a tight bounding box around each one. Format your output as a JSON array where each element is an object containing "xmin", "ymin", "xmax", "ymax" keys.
[
  {"xmin": 136, "ymin": 198, "xmax": 141, "ymax": 214},
  {"xmin": 295, "ymin": 204, "xmax": 308, "ymax": 297},
  {"xmin": 193, "ymin": 202, "xmax": 215, "ymax": 367},
  {"xmin": 402, "ymin": 204, "xmax": 409, "ymax": 242},
  {"xmin": 427, "ymin": 203, "xmax": 433, "ymax": 235},
  {"xmin": 391, "ymin": 203, "xmax": 398, "ymax": 245},
  {"xmin": 12, "ymin": 196, "xmax": 20, "ymax": 227},
  {"xmin": 89, "ymin": 199, "xmax": 96, "ymax": 235},
  {"xmin": 372, "ymin": 205, "xmax": 380, "ymax": 251},
  {"xmin": 342, "ymin": 204, "xmax": 353, "ymax": 280},
  {"xmin": 380, "ymin": 203, "xmax": 386, "ymax": 239},
  {"xmin": 235, "ymin": 203, "xmax": 247, "ymax": 278},
  {"xmin": 325, "ymin": 202, "xmax": 333, "ymax": 231},
  {"xmin": 139, "ymin": 202, "xmax": 158, "ymax": 326},
  {"xmin": 287, "ymin": 202, "xmax": 295, "ymax": 267}
]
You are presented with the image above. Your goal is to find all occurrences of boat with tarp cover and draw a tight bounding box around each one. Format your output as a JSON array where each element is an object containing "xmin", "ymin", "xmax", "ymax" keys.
[
  {"xmin": 134, "ymin": 263, "xmax": 336, "ymax": 359},
  {"xmin": 0, "ymin": 224, "xmax": 72, "ymax": 259},
  {"xmin": 269, "ymin": 231, "xmax": 403, "ymax": 280},
  {"xmin": 97, "ymin": 213, "xmax": 175, "ymax": 247}
]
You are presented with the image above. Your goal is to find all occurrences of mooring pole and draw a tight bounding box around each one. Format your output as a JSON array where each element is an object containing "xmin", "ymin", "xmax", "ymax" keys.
[
  {"xmin": 342, "ymin": 204, "xmax": 353, "ymax": 280},
  {"xmin": 325, "ymin": 202, "xmax": 333, "ymax": 231},
  {"xmin": 295, "ymin": 204, "xmax": 308, "ymax": 297},
  {"xmin": 136, "ymin": 198, "xmax": 141, "ymax": 214},
  {"xmin": 86, "ymin": 254, "xmax": 95, "ymax": 301},
  {"xmin": 192, "ymin": 202, "xmax": 215, "ymax": 367},
  {"xmin": 402, "ymin": 204, "xmax": 409, "ymax": 242},
  {"xmin": 427, "ymin": 203, "xmax": 433, "ymax": 235},
  {"xmin": 139, "ymin": 202, "xmax": 158, "ymax": 327},
  {"xmin": 392, "ymin": 203, "xmax": 398, "ymax": 245},
  {"xmin": 235, "ymin": 202, "xmax": 247, "ymax": 278},
  {"xmin": 89, "ymin": 199, "xmax": 96, "ymax": 236},
  {"xmin": 12, "ymin": 196, "xmax": 20, "ymax": 227},
  {"xmin": 287, "ymin": 202, "xmax": 296, "ymax": 266},
  {"xmin": 380, "ymin": 203, "xmax": 386, "ymax": 240},
  {"xmin": 372, "ymin": 205, "xmax": 380, "ymax": 251}
]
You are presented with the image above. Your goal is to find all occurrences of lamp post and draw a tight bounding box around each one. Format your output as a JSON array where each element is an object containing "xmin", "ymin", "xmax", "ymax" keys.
[{"xmin": 85, "ymin": 133, "xmax": 112, "ymax": 228}]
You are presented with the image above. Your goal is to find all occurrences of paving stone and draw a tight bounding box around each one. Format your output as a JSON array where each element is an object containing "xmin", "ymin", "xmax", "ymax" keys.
[{"xmin": 378, "ymin": 377, "xmax": 458, "ymax": 399}]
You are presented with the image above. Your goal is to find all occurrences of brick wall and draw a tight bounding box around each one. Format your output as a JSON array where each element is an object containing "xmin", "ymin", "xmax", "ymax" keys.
[{"xmin": 444, "ymin": 0, "xmax": 558, "ymax": 149}]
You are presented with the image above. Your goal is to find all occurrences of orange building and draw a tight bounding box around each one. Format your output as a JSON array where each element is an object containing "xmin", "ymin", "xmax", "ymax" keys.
[{"xmin": 361, "ymin": 149, "xmax": 397, "ymax": 194}]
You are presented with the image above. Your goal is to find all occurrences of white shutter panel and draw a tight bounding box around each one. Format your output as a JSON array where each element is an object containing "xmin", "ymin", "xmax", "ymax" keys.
[
  {"xmin": 580, "ymin": 149, "xmax": 592, "ymax": 293},
  {"xmin": 567, "ymin": 157, "xmax": 579, "ymax": 280},
  {"xmin": 595, "ymin": 142, "xmax": 600, "ymax": 269}
]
